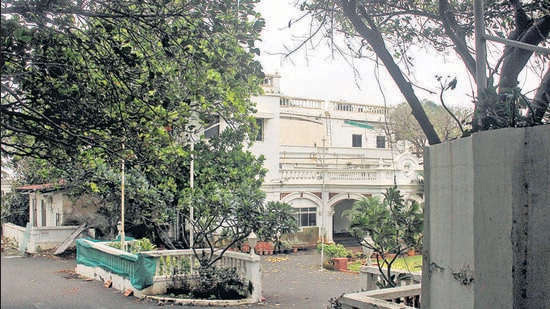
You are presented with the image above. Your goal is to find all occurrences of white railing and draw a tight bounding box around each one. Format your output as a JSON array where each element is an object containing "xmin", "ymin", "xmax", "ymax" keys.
[
  {"xmin": 330, "ymin": 101, "xmax": 387, "ymax": 115},
  {"xmin": 339, "ymin": 266, "xmax": 422, "ymax": 309},
  {"xmin": 340, "ymin": 284, "xmax": 421, "ymax": 309},
  {"xmin": 280, "ymin": 168, "xmax": 393, "ymax": 185},
  {"xmin": 360, "ymin": 266, "xmax": 421, "ymax": 291},
  {"xmin": 280, "ymin": 96, "xmax": 323, "ymax": 109},
  {"xmin": 141, "ymin": 249, "xmax": 262, "ymax": 302},
  {"xmin": 75, "ymin": 240, "xmax": 262, "ymax": 303},
  {"xmin": 143, "ymin": 249, "xmax": 257, "ymax": 278}
]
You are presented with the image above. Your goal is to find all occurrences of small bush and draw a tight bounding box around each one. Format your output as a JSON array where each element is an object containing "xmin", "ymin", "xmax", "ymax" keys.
[
  {"xmin": 109, "ymin": 237, "xmax": 156, "ymax": 253},
  {"xmin": 317, "ymin": 243, "xmax": 349, "ymax": 260},
  {"xmin": 130, "ymin": 237, "xmax": 156, "ymax": 253},
  {"xmin": 169, "ymin": 266, "xmax": 251, "ymax": 300}
]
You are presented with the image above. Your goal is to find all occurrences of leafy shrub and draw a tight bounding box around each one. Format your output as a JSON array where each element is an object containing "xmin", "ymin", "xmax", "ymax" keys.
[
  {"xmin": 109, "ymin": 237, "xmax": 156, "ymax": 253},
  {"xmin": 317, "ymin": 243, "xmax": 349, "ymax": 260},
  {"xmin": 257, "ymin": 201, "xmax": 299, "ymax": 242},
  {"xmin": 129, "ymin": 237, "xmax": 156, "ymax": 253},
  {"xmin": 170, "ymin": 266, "xmax": 251, "ymax": 300}
]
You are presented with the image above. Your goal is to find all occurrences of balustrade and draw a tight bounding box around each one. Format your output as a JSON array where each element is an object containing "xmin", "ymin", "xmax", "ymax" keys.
[
  {"xmin": 330, "ymin": 101, "xmax": 387, "ymax": 115},
  {"xmin": 360, "ymin": 266, "xmax": 421, "ymax": 291},
  {"xmin": 280, "ymin": 168, "xmax": 384, "ymax": 185},
  {"xmin": 76, "ymin": 239, "xmax": 262, "ymax": 302},
  {"xmin": 280, "ymin": 97, "xmax": 323, "ymax": 109},
  {"xmin": 340, "ymin": 284, "xmax": 421, "ymax": 309}
]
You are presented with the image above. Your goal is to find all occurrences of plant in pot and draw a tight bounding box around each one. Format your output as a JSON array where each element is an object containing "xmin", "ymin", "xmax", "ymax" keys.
[
  {"xmin": 256, "ymin": 201, "xmax": 299, "ymax": 255},
  {"xmin": 317, "ymin": 243, "xmax": 350, "ymax": 271}
]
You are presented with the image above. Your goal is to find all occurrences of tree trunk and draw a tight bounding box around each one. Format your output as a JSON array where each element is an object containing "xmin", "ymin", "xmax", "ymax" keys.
[
  {"xmin": 342, "ymin": 0, "xmax": 441, "ymax": 145},
  {"xmin": 499, "ymin": 16, "xmax": 550, "ymax": 92},
  {"xmin": 533, "ymin": 68, "xmax": 550, "ymax": 124}
]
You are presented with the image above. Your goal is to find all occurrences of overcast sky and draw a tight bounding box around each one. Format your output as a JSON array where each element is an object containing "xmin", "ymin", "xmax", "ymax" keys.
[{"xmin": 255, "ymin": 0, "xmax": 479, "ymax": 109}]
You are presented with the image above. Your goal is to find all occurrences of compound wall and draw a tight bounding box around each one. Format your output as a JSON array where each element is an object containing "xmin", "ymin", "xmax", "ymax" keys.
[{"xmin": 422, "ymin": 126, "xmax": 550, "ymax": 308}]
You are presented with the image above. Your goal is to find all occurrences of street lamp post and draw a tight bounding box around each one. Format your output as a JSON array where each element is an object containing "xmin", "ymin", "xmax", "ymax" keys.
[
  {"xmin": 190, "ymin": 140, "xmax": 194, "ymax": 249},
  {"xmin": 320, "ymin": 138, "xmax": 326, "ymax": 271},
  {"xmin": 188, "ymin": 122, "xmax": 221, "ymax": 250},
  {"xmin": 120, "ymin": 143, "xmax": 126, "ymax": 251}
]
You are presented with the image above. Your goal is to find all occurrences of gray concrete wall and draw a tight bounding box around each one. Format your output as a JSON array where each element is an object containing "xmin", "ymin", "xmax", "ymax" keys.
[
  {"xmin": 422, "ymin": 126, "xmax": 550, "ymax": 309},
  {"xmin": 422, "ymin": 134, "xmax": 475, "ymax": 309}
]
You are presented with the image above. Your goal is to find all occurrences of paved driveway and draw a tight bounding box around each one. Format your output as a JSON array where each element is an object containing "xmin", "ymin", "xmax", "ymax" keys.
[{"xmin": 1, "ymin": 250, "xmax": 361, "ymax": 309}]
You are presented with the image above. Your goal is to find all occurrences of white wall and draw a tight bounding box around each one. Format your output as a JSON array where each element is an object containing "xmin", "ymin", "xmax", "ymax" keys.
[
  {"xmin": 250, "ymin": 92, "xmax": 281, "ymax": 184},
  {"xmin": 422, "ymin": 126, "xmax": 550, "ymax": 309}
]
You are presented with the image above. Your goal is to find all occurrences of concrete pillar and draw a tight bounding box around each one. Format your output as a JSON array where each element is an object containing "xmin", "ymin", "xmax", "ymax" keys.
[
  {"xmin": 245, "ymin": 254, "xmax": 262, "ymax": 303},
  {"xmin": 422, "ymin": 126, "xmax": 550, "ymax": 308}
]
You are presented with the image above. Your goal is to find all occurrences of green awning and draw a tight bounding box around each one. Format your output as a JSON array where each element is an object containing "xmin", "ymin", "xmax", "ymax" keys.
[{"xmin": 344, "ymin": 120, "xmax": 374, "ymax": 129}]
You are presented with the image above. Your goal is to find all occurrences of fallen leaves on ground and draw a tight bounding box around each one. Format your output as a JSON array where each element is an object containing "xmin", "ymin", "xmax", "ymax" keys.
[{"xmin": 266, "ymin": 256, "xmax": 289, "ymax": 263}]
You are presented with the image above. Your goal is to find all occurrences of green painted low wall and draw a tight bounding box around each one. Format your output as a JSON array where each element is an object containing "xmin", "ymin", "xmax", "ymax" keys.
[{"xmin": 76, "ymin": 238, "xmax": 157, "ymax": 290}]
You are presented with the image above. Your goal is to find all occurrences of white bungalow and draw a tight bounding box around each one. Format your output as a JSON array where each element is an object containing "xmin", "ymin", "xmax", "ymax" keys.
[
  {"xmin": 2, "ymin": 181, "xmax": 97, "ymax": 253},
  {"xmin": 248, "ymin": 74, "xmax": 422, "ymax": 243}
]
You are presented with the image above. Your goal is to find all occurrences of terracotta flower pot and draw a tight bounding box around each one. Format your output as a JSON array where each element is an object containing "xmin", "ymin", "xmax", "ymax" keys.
[
  {"xmin": 255, "ymin": 242, "xmax": 265, "ymax": 255},
  {"xmin": 266, "ymin": 241, "xmax": 274, "ymax": 255},
  {"xmin": 331, "ymin": 257, "xmax": 349, "ymax": 272}
]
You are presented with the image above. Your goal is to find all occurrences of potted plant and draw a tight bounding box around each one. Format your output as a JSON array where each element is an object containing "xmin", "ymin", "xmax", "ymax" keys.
[{"xmin": 318, "ymin": 243, "xmax": 350, "ymax": 271}]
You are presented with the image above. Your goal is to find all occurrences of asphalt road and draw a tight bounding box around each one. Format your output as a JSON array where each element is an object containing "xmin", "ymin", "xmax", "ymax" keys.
[{"xmin": 1, "ymin": 250, "xmax": 361, "ymax": 309}]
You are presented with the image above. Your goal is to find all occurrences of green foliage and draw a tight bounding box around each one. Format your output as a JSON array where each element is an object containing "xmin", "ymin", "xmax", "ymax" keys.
[
  {"xmin": 173, "ymin": 266, "xmax": 251, "ymax": 300},
  {"xmin": 386, "ymin": 101, "xmax": 472, "ymax": 154},
  {"xmin": 178, "ymin": 127, "xmax": 267, "ymax": 265},
  {"xmin": 2, "ymin": 0, "xmax": 265, "ymax": 164},
  {"xmin": 257, "ymin": 201, "xmax": 299, "ymax": 242},
  {"xmin": 343, "ymin": 186, "xmax": 423, "ymax": 288},
  {"xmin": 108, "ymin": 237, "xmax": 156, "ymax": 254},
  {"xmin": 317, "ymin": 243, "xmax": 350, "ymax": 260},
  {"xmin": 1, "ymin": 0, "xmax": 268, "ymax": 255},
  {"xmin": 1, "ymin": 190, "xmax": 28, "ymax": 226},
  {"xmin": 130, "ymin": 238, "xmax": 157, "ymax": 253},
  {"xmin": 377, "ymin": 255, "xmax": 422, "ymax": 272}
]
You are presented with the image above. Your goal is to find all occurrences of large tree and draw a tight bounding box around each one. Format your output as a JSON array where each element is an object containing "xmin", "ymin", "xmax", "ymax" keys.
[
  {"xmin": 179, "ymin": 128, "xmax": 267, "ymax": 264},
  {"xmin": 2, "ymin": 0, "xmax": 265, "ymax": 164},
  {"xmin": 294, "ymin": 0, "xmax": 549, "ymax": 142},
  {"xmin": 1, "ymin": 0, "xmax": 268, "ymax": 250},
  {"xmin": 386, "ymin": 100, "xmax": 472, "ymax": 155}
]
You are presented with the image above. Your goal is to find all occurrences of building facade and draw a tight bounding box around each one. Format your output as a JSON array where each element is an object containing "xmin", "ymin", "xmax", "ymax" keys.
[{"xmin": 249, "ymin": 74, "xmax": 422, "ymax": 243}]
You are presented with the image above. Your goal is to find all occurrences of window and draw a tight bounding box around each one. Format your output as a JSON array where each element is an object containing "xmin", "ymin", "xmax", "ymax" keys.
[
  {"xmin": 294, "ymin": 207, "xmax": 317, "ymax": 227},
  {"xmin": 204, "ymin": 115, "xmax": 220, "ymax": 139},
  {"xmin": 262, "ymin": 77, "xmax": 272, "ymax": 86},
  {"xmin": 255, "ymin": 118, "xmax": 264, "ymax": 141},
  {"xmin": 41, "ymin": 199, "xmax": 46, "ymax": 226},
  {"xmin": 32, "ymin": 198, "xmax": 37, "ymax": 227},
  {"xmin": 352, "ymin": 134, "xmax": 362, "ymax": 147},
  {"xmin": 376, "ymin": 135, "xmax": 386, "ymax": 148}
]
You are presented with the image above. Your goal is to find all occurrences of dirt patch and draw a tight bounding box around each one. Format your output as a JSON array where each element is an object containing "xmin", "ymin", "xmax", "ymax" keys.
[{"xmin": 34, "ymin": 247, "xmax": 77, "ymax": 260}]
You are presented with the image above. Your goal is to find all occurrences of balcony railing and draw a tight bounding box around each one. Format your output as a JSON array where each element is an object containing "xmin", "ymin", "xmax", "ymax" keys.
[
  {"xmin": 279, "ymin": 97, "xmax": 389, "ymax": 116},
  {"xmin": 280, "ymin": 168, "xmax": 395, "ymax": 185},
  {"xmin": 280, "ymin": 97, "xmax": 323, "ymax": 109},
  {"xmin": 330, "ymin": 101, "xmax": 387, "ymax": 115}
]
